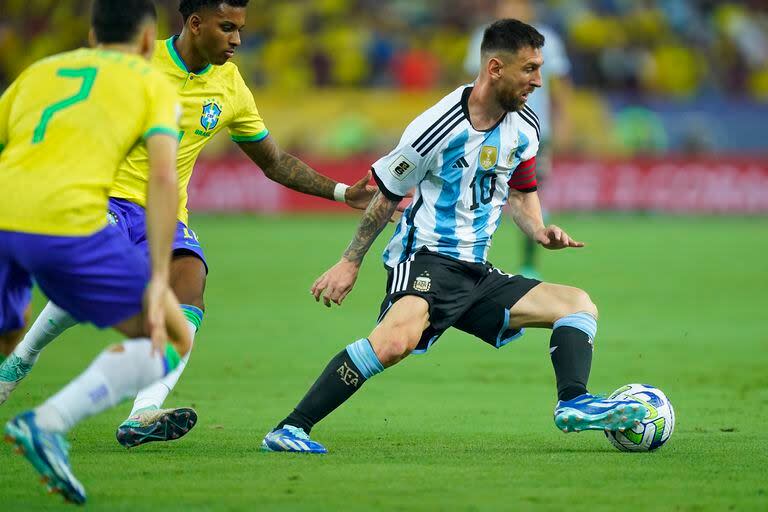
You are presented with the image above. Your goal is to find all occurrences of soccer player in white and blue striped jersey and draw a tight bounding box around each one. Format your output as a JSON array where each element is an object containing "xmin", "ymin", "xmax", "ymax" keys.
[{"xmin": 262, "ymin": 19, "xmax": 646, "ymax": 454}]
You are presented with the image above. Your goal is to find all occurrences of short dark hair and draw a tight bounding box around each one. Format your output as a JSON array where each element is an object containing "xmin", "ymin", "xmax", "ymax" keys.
[
  {"xmin": 481, "ymin": 18, "xmax": 545, "ymax": 56},
  {"xmin": 91, "ymin": 0, "xmax": 157, "ymax": 44},
  {"xmin": 179, "ymin": 0, "xmax": 250, "ymax": 22}
]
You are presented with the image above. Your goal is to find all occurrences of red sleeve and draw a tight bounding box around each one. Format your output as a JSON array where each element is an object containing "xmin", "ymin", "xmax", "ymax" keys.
[{"xmin": 508, "ymin": 156, "xmax": 538, "ymax": 192}]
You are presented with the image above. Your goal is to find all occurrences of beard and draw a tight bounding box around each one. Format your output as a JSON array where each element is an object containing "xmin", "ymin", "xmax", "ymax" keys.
[{"xmin": 498, "ymin": 88, "xmax": 528, "ymax": 112}]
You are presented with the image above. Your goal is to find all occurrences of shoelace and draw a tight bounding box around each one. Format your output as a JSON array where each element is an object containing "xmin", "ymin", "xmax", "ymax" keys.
[
  {"xmin": 0, "ymin": 355, "xmax": 32, "ymax": 382},
  {"xmin": 284, "ymin": 425, "xmax": 310, "ymax": 440}
]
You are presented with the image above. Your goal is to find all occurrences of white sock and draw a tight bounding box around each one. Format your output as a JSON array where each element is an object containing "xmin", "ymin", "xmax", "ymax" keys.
[
  {"xmin": 129, "ymin": 319, "xmax": 197, "ymax": 415},
  {"xmin": 34, "ymin": 338, "xmax": 168, "ymax": 433},
  {"xmin": 14, "ymin": 302, "xmax": 78, "ymax": 364}
]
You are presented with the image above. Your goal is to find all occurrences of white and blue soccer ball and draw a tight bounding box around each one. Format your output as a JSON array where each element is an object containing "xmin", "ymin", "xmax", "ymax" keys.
[{"xmin": 604, "ymin": 383, "xmax": 675, "ymax": 452}]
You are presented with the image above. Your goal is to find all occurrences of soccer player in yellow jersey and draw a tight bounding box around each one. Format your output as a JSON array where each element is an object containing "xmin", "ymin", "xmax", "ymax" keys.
[
  {"xmin": 0, "ymin": 1, "xmax": 194, "ymax": 503},
  {"xmin": 2, "ymin": 0, "xmax": 379, "ymax": 448}
]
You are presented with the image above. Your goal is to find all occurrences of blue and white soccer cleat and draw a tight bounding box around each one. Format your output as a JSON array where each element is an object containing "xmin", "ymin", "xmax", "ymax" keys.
[
  {"xmin": 261, "ymin": 425, "xmax": 328, "ymax": 454},
  {"xmin": 554, "ymin": 393, "xmax": 648, "ymax": 433},
  {"xmin": 0, "ymin": 354, "xmax": 34, "ymax": 406},
  {"xmin": 4, "ymin": 411, "xmax": 86, "ymax": 505},
  {"xmin": 115, "ymin": 406, "xmax": 198, "ymax": 449}
]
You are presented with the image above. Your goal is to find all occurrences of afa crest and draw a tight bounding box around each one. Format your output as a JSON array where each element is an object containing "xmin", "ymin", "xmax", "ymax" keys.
[
  {"xmin": 479, "ymin": 145, "xmax": 498, "ymax": 170},
  {"xmin": 200, "ymin": 99, "xmax": 222, "ymax": 131}
]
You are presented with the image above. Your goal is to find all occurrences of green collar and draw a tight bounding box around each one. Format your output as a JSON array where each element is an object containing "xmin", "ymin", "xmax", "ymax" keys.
[{"xmin": 165, "ymin": 36, "xmax": 212, "ymax": 75}]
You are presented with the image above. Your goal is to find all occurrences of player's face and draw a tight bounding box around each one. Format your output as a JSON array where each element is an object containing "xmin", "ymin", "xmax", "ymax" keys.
[
  {"xmin": 195, "ymin": 4, "xmax": 247, "ymax": 65},
  {"xmin": 495, "ymin": 46, "xmax": 543, "ymax": 112}
]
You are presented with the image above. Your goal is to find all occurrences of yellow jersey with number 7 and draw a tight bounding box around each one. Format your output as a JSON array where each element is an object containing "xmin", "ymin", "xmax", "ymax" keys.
[{"xmin": 0, "ymin": 48, "xmax": 179, "ymax": 236}]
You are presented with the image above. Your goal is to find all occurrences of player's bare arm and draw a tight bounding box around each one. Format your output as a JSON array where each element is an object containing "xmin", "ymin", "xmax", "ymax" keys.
[
  {"xmin": 311, "ymin": 191, "xmax": 399, "ymax": 307},
  {"xmin": 144, "ymin": 133, "xmax": 180, "ymax": 350},
  {"xmin": 508, "ymin": 189, "xmax": 584, "ymax": 249},
  {"xmin": 236, "ymin": 136, "xmax": 377, "ymax": 209}
]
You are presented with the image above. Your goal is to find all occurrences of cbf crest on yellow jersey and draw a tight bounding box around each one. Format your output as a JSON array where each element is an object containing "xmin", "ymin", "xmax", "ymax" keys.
[
  {"xmin": 111, "ymin": 37, "xmax": 269, "ymax": 224},
  {"xmin": 0, "ymin": 48, "xmax": 179, "ymax": 236}
]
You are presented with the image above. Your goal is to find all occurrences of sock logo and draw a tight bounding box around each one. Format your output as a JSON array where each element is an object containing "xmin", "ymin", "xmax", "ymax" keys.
[{"xmin": 337, "ymin": 362, "xmax": 360, "ymax": 387}]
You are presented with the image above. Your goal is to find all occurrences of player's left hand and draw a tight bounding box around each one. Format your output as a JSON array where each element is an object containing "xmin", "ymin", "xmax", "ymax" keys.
[
  {"xmin": 311, "ymin": 258, "xmax": 360, "ymax": 307},
  {"xmin": 144, "ymin": 277, "xmax": 170, "ymax": 355},
  {"xmin": 534, "ymin": 224, "xmax": 585, "ymax": 250}
]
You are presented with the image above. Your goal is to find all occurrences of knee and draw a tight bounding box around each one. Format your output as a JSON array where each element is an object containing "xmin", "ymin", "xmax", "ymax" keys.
[
  {"xmin": 370, "ymin": 325, "xmax": 422, "ymax": 367},
  {"xmin": 570, "ymin": 289, "xmax": 598, "ymax": 319},
  {"xmin": 552, "ymin": 287, "xmax": 597, "ymax": 320}
]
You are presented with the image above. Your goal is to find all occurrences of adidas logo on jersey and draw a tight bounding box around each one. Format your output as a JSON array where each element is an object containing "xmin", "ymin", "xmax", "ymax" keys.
[{"xmin": 452, "ymin": 157, "xmax": 469, "ymax": 169}]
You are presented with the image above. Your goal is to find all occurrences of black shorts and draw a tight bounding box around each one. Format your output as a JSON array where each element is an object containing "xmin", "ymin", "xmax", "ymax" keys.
[{"xmin": 378, "ymin": 248, "xmax": 540, "ymax": 353}]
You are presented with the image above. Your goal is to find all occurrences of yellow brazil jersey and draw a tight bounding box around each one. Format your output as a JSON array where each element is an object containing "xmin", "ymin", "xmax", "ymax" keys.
[
  {"xmin": 111, "ymin": 37, "xmax": 269, "ymax": 224},
  {"xmin": 0, "ymin": 48, "xmax": 179, "ymax": 236}
]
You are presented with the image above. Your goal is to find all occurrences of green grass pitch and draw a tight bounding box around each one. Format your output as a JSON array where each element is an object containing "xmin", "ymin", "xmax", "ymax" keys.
[{"xmin": 1, "ymin": 213, "xmax": 766, "ymax": 511}]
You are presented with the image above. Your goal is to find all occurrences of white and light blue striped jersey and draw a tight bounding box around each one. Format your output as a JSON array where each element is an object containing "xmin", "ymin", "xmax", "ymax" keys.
[{"xmin": 372, "ymin": 85, "xmax": 541, "ymax": 268}]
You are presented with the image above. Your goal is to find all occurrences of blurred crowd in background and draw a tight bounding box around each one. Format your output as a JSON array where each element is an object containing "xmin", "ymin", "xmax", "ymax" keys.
[{"xmin": 2, "ymin": 0, "xmax": 767, "ymax": 156}]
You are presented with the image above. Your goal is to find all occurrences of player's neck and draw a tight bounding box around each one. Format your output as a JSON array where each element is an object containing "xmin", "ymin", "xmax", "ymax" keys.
[
  {"xmin": 467, "ymin": 81, "xmax": 506, "ymax": 131},
  {"xmin": 96, "ymin": 43, "xmax": 140, "ymax": 56},
  {"xmin": 175, "ymin": 32, "xmax": 211, "ymax": 73}
]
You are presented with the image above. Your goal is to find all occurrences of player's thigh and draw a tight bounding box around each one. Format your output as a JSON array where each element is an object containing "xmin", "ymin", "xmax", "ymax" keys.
[
  {"xmin": 373, "ymin": 250, "xmax": 479, "ymax": 359},
  {"xmin": 19, "ymin": 228, "xmax": 150, "ymax": 332},
  {"xmin": 169, "ymin": 221, "xmax": 207, "ymax": 309},
  {"xmin": 508, "ymin": 282, "xmax": 597, "ymax": 328},
  {"xmin": 0, "ymin": 252, "xmax": 33, "ymax": 352},
  {"xmin": 369, "ymin": 295, "xmax": 430, "ymax": 364},
  {"xmin": 453, "ymin": 269, "xmax": 539, "ymax": 348},
  {"xmin": 170, "ymin": 253, "xmax": 207, "ymax": 309}
]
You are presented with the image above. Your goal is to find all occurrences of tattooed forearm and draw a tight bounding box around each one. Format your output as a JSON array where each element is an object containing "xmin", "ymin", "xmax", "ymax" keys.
[
  {"xmin": 238, "ymin": 138, "xmax": 336, "ymax": 199},
  {"xmin": 269, "ymin": 153, "xmax": 336, "ymax": 199},
  {"xmin": 343, "ymin": 191, "xmax": 399, "ymax": 265}
]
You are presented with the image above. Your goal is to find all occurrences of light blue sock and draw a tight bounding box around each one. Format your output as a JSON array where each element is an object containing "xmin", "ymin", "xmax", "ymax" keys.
[
  {"xmin": 553, "ymin": 312, "xmax": 597, "ymax": 341},
  {"xmin": 345, "ymin": 338, "xmax": 384, "ymax": 379}
]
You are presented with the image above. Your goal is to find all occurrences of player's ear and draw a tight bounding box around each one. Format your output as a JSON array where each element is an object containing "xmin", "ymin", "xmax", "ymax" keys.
[
  {"xmin": 138, "ymin": 20, "xmax": 157, "ymax": 60},
  {"xmin": 188, "ymin": 13, "xmax": 203, "ymax": 35},
  {"xmin": 487, "ymin": 56, "xmax": 504, "ymax": 80}
]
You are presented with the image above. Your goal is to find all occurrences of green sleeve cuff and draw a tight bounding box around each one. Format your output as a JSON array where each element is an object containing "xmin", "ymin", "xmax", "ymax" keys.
[
  {"xmin": 231, "ymin": 129, "xmax": 269, "ymax": 143},
  {"xmin": 143, "ymin": 126, "xmax": 179, "ymax": 140}
]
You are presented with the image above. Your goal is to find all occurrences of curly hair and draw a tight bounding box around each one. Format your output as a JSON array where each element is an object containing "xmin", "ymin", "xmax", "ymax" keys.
[{"xmin": 179, "ymin": 0, "xmax": 249, "ymax": 22}]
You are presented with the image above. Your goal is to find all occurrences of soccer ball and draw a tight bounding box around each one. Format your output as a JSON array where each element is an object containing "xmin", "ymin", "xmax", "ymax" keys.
[{"xmin": 604, "ymin": 383, "xmax": 675, "ymax": 452}]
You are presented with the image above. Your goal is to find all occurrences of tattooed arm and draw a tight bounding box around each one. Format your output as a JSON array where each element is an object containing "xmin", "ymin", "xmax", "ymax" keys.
[
  {"xmin": 237, "ymin": 136, "xmax": 377, "ymax": 209},
  {"xmin": 311, "ymin": 191, "xmax": 400, "ymax": 307},
  {"xmin": 342, "ymin": 191, "xmax": 399, "ymax": 265}
]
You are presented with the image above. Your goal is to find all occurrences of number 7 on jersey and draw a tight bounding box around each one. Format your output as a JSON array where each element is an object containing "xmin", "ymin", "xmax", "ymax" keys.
[{"xmin": 32, "ymin": 67, "xmax": 98, "ymax": 144}]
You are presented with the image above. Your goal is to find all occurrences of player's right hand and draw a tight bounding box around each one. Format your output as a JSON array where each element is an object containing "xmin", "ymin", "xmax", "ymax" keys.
[
  {"xmin": 311, "ymin": 258, "xmax": 360, "ymax": 307},
  {"xmin": 144, "ymin": 277, "xmax": 170, "ymax": 354},
  {"xmin": 345, "ymin": 171, "xmax": 412, "ymax": 221},
  {"xmin": 534, "ymin": 224, "xmax": 585, "ymax": 250}
]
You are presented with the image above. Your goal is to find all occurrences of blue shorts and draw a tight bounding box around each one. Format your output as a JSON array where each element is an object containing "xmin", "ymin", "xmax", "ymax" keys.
[
  {"xmin": 0, "ymin": 227, "xmax": 148, "ymax": 332},
  {"xmin": 107, "ymin": 198, "xmax": 208, "ymax": 273}
]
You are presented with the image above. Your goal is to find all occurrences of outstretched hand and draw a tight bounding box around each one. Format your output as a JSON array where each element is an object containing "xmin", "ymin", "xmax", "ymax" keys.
[
  {"xmin": 344, "ymin": 171, "xmax": 378, "ymax": 210},
  {"xmin": 311, "ymin": 258, "xmax": 361, "ymax": 307},
  {"xmin": 344, "ymin": 171, "xmax": 410, "ymax": 219},
  {"xmin": 534, "ymin": 225, "xmax": 585, "ymax": 250}
]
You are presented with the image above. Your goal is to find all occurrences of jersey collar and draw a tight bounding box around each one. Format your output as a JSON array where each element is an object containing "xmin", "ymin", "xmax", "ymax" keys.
[
  {"xmin": 164, "ymin": 36, "xmax": 212, "ymax": 76},
  {"xmin": 461, "ymin": 86, "xmax": 507, "ymax": 133}
]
